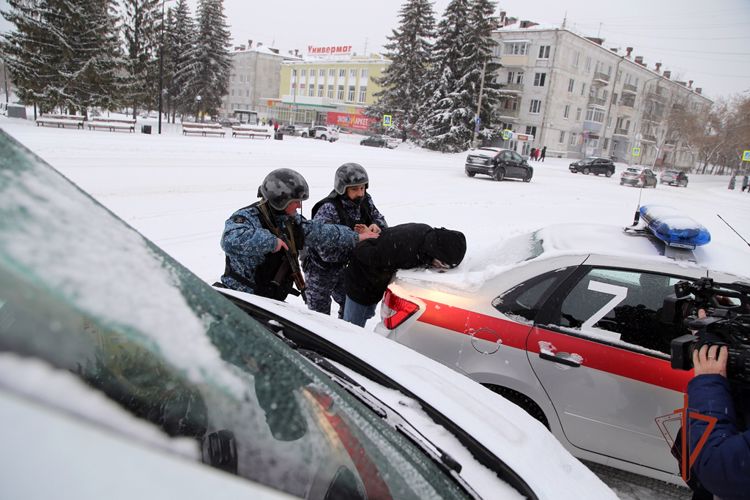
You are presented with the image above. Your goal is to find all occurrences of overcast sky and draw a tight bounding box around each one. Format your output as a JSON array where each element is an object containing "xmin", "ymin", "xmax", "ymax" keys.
[{"xmin": 1, "ymin": 0, "xmax": 748, "ymax": 99}]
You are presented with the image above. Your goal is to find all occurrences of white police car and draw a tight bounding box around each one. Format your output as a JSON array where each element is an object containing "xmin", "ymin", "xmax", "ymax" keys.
[
  {"xmin": 0, "ymin": 131, "xmax": 615, "ymax": 500},
  {"xmin": 377, "ymin": 207, "xmax": 748, "ymax": 486}
]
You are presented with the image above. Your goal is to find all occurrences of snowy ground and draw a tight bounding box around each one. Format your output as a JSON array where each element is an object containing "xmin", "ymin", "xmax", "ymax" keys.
[{"xmin": 2, "ymin": 115, "xmax": 748, "ymax": 498}]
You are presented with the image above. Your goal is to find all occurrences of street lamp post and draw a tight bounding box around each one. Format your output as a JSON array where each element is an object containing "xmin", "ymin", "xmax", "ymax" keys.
[
  {"xmin": 195, "ymin": 95, "xmax": 202, "ymax": 121},
  {"xmin": 157, "ymin": 0, "xmax": 167, "ymax": 134}
]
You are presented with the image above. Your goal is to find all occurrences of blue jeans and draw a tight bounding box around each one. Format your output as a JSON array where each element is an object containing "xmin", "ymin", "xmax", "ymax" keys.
[{"xmin": 343, "ymin": 296, "xmax": 377, "ymax": 328}]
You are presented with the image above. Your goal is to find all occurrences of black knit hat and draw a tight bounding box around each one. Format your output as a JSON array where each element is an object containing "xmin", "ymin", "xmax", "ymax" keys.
[{"xmin": 422, "ymin": 228, "xmax": 467, "ymax": 268}]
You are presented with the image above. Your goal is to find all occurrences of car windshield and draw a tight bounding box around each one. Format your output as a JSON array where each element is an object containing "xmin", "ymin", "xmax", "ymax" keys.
[
  {"xmin": 477, "ymin": 148, "xmax": 500, "ymax": 156},
  {"xmin": 581, "ymin": 158, "xmax": 597, "ymax": 164},
  {"xmin": 0, "ymin": 131, "xmax": 470, "ymax": 500},
  {"xmin": 625, "ymin": 168, "xmax": 641, "ymax": 174}
]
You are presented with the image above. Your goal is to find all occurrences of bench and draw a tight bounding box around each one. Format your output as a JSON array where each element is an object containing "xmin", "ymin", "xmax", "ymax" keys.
[
  {"xmin": 36, "ymin": 114, "xmax": 85, "ymax": 129},
  {"xmin": 87, "ymin": 117, "xmax": 136, "ymax": 133},
  {"xmin": 232, "ymin": 126, "xmax": 272, "ymax": 139},
  {"xmin": 182, "ymin": 122, "xmax": 226, "ymax": 137}
]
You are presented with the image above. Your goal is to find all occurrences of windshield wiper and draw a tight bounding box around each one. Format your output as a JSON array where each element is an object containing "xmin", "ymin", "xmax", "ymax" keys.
[{"xmin": 297, "ymin": 348, "xmax": 480, "ymax": 499}]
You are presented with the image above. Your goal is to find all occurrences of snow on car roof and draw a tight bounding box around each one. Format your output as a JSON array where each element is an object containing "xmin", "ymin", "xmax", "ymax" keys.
[{"xmin": 398, "ymin": 223, "xmax": 748, "ymax": 291}]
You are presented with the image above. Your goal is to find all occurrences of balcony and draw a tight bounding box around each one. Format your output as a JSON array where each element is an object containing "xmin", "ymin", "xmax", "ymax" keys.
[
  {"xmin": 592, "ymin": 72, "xmax": 611, "ymax": 86},
  {"xmin": 499, "ymin": 54, "xmax": 529, "ymax": 68},
  {"xmin": 496, "ymin": 107, "xmax": 520, "ymax": 119},
  {"xmin": 619, "ymin": 98, "xmax": 635, "ymax": 109},
  {"xmin": 613, "ymin": 128, "xmax": 630, "ymax": 136},
  {"xmin": 642, "ymin": 134, "xmax": 657, "ymax": 143},
  {"xmin": 646, "ymin": 91, "xmax": 666, "ymax": 103},
  {"xmin": 622, "ymin": 83, "xmax": 638, "ymax": 94},
  {"xmin": 583, "ymin": 120, "xmax": 603, "ymax": 134},
  {"xmin": 501, "ymin": 83, "xmax": 524, "ymax": 93},
  {"xmin": 588, "ymin": 95, "xmax": 607, "ymax": 107},
  {"xmin": 642, "ymin": 111, "xmax": 663, "ymax": 122}
]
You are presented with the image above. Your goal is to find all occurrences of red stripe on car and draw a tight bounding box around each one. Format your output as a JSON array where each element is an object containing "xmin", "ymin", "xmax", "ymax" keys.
[{"xmin": 417, "ymin": 298, "xmax": 690, "ymax": 392}]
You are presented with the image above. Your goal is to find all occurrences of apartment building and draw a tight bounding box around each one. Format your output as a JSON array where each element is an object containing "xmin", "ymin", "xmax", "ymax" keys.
[
  {"xmin": 275, "ymin": 50, "xmax": 390, "ymax": 131},
  {"xmin": 492, "ymin": 24, "xmax": 712, "ymax": 169},
  {"xmin": 220, "ymin": 41, "xmax": 298, "ymax": 120}
]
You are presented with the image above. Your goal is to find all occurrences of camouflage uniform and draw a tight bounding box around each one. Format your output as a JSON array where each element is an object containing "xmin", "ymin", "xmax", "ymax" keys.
[
  {"xmin": 220, "ymin": 203, "xmax": 358, "ymax": 299},
  {"xmin": 304, "ymin": 193, "xmax": 387, "ymax": 316}
]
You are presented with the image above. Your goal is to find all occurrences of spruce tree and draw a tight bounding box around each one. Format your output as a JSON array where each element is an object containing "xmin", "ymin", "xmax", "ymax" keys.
[
  {"xmin": 169, "ymin": 0, "xmax": 196, "ymax": 120},
  {"xmin": 418, "ymin": 0, "xmax": 475, "ymax": 152},
  {"xmin": 368, "ymin": 0, "xmax": 436, "ymax": 141},
  {"xmin": 182, "ymin": 0, "xmax": 231, "ymax": 120},
  {"xmin": 122, "ymin": 0, "xmax": 162, "ymax": 118},
  {"xmin": 1, "ymin": 0, "xmax": 59, "ymax": 114}
]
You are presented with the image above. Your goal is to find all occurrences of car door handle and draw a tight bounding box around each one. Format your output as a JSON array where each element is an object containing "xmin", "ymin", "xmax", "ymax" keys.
[{"xmin": 539, "ymin": 351, "xmax": 582, "ymax": 367}]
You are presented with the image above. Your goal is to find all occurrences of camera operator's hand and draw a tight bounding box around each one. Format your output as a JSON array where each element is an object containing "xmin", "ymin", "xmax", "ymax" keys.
[{"xmin": 692, "ymin": 344, "xmax": 728, "ymax": 378}]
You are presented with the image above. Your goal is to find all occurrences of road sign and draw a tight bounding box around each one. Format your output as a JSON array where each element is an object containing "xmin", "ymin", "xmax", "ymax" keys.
[
  {"xmin": 632, "ymin": 147, "xmax": 641, "ymax": 157},
  {"xmin": 382, "ymin": 114, "xmax": 393, "ymax": 127},
  {"xmin": 502, "ymin": 129, "xmax": 513, "ymax": 141},
  {"xmin": 743, "ymin": 150, "xmax": 750, "ymax": 162}
]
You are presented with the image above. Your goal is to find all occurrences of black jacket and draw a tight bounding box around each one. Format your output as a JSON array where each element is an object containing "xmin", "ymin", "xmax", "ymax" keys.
[{"xmin": 345, "ymin": 223, "xmax": 466, "ymax": 305}]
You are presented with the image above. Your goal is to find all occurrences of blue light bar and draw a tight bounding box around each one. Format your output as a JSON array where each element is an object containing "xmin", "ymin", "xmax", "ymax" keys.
[{"xmin": 639, "ymin": 205, "xmax": 711, "ymax": 249}]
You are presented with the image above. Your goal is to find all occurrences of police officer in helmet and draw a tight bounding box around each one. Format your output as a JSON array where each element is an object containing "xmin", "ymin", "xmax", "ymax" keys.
[
  {"xmin": 304, "ymin": 163, "xmax": 388, "ymax": 318},
  {"xmin": 219, "ymin": 168, "xmax": 378, "ymax": 300}
]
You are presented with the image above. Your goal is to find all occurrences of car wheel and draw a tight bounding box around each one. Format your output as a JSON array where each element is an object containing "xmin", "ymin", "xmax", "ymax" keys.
[
  {"xmin": 301, "ymin": 132, "xmax": 308, "ymax": 138},
  {"xmin": 605, "ymin": 170, "xmax": 613, "ymax": 178},
  {"xmin": 320, "ymin": 135, "xmax": 327, "ymax": 141},
  {"xmin": 620, "ymin": 180, "xmax": 625, "ymax": 185},
  {"xmin": 494, "ymin": 167, "xmax": 505, "ymax": 181},
  {"xmin": 523, "ymin": 170, "xmax": 532, "ymax": 182},
  {"xmin": 465, "ymin": 170, "xmax": 475, "ymax": 177},
  {"xmin": 582, "ymin": 167, "xmax": 590, "ymax": 175},
  {"xmin": 484, "ymin": 385, "xmax": 549, "ymax": 429}
]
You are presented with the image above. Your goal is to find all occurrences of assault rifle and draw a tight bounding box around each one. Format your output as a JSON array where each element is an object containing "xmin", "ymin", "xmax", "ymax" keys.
[{"xmin": 257, "ymin": 201, "xmax": 306, "ymax": 300}]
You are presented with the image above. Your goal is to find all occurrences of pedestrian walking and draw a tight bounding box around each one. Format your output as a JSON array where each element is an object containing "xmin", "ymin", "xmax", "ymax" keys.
[
  {"xmin": 530, "ymin": 147, "xmax": 537, "ymax": 161},
  {"xmin": 540, "ymin": 146, "xmax": 547, "ymax": 162},
  {"xmin": 728, "ymin": 174, "xmax": 736, "ymax": 190},
  {"xmin": 304, "ymin": 163, "xmax": 387, "ymax": 318},
  {"xmin": 218, "ymin": 168, "xmax": 379, "ymax": 301},
  {"xmin": 343, "ymin": 223, "xmax": 466, "ymax": 327},
  {"xmin": 741, "ymin": 175, "xmax": 748, "ymax": 192}
]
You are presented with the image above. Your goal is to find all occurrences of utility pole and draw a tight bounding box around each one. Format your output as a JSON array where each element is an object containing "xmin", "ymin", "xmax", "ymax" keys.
[
  {"xmin": 471, "ymin": 62, "xmax": 487, "ymax": 149},
  {"xmin": 2, "ymin": 60, "xmax": 9, "ymax": 104},
  {"xmin": 157, "ymin": 0, "xmax": 166, "ymax": 134}
]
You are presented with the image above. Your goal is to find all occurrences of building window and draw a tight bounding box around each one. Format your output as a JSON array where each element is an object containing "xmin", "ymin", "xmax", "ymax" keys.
[
  {"xmin": 585, "ymin": 56, "xmax": 592, "ymax": 73},
  {"xmin": 568, "ymin": 78, "xmax": 574, "ymax": 92},
  {"xmin": 569, "ymin": 132, "xmax": 577, "ymax": 146},
  {"xmin": 533, "ymin": 72, "xmax": 546, "ymax": 87},
  {"xmin": 349, "ymin": 69, "xmax": 356, "ymax": 79},
  {"xmin": 360, "ymin": 68, "xmax": 368, "ymax": 79},
  {"xmin": 329, "ymin": 68, "xmax": 335, "ymax": 78},
  {"xmin": 525, "ymin": 125, "xmax": 537, "ymax": 137},
  {"xmin": 576, "ymin": 108, "xmax": 582, "ymax": 121},
  {"xmin": 559, "ymin": 130, "xmax": 565, "ymax": 143},
  {"xmin": 563, "ymin": 104, "xmax": 570, "ymax": 119},
  {"xmin": 319, "ymin": 69, "xmax": 324, "ymax": 77},
  {"xmin": 348, "ymin": 85, "xmax": 355, "ymax": 101},
  {"xmin": 337, "ymin": 85, "xmax": 344, "ymax": 100},
  {"xmin": 538, "ymin": 45, "xmax": 551, "ymax": 59},
  {"xmin": 301, "ymin": 69, "xmax": 307, "ymax": 77},
  {"xmin": 327, "ymin": 85, "xmax": 334, "ymax": 99},
  {"xmin": 585, "ymin": 108, "xmax": 605, "ymax": 123},
  {"xmin": 339, "ymin": 69, "xmax": 345, "ymax": 78},
  {"xmin": 529, "ymin": 99, "xmax": 542, "ymax": 114},
  {"xmin": 318, "ymin": 84, "xmax": 324, "ymax": 97},
  {"xmin": 358, "ymin": 86, "xmax": 367, "ymax": 103},
  {"xmin": 573, "ymin": 51, "xmax": 580, "ymax": 68},
  {"xmin": 504, "ymin": 41, "xmax": 528, "ymax": 55},
  {"xmin": 299, "ymin": 84, "xmax": 306, "ymax": 94},
  {"xmin": 580, "ymin": 83, "xmax": 586, "ymax": 96},
  {"xmin": 308, "ymin": 85, "xmax": 314, "ymax": 97}
]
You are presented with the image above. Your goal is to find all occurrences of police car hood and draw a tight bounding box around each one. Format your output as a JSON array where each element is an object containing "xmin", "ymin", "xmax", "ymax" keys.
[
  {"xmin": 218, "ymin": 288, "xmax": 617, "ymax": 500},
  {"xmin": 396, "ymin": 223, "xmax": 748, "ymax": 292}
]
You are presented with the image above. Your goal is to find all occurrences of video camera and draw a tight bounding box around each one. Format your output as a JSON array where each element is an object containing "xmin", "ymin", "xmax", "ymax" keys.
[{"xmin": 665, "ymin": 277, "xmax": 750, "ymax": 385}]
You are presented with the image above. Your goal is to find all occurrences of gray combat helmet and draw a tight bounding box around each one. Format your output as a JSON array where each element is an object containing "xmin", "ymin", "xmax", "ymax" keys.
[
  {"xmin": 259, "ymin": 168, "xmax": 310, "ymax": 210},
  {"xmin": 334, "ymin": 163, "xmax": 369, "ymax": 195}
]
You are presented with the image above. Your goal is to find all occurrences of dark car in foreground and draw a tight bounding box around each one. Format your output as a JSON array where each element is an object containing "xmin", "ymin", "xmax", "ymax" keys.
[
  {"xmin": 621, "ymin": 167, "xmax": 657, "ymax": 187},
  {"xmin": 660, "ymin": 169, "xmax": 689, "ymax": 187},
  {"xmin": 360, "ymin": 135, "xmax": 399, "ymax": 149},
  {"xmin": 465, "ymin": 147, "xmax": 533, "ymax": 182},
  {"xmin": 569, "ymin": 157, "xmax": 615, "ymax": 177},
  {"xmin": 0, "ymin": 131, "xmax": 615, "ymax": 500}
]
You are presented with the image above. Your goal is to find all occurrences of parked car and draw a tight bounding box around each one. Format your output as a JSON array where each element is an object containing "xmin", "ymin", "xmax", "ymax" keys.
[
  {"xmin": 465, "ymin": 147, "xmax": 533, "ymax": 182},
  {"xmin": 376, "ymin": 220, "xmax": 746, "ymax": 486},
  {"xmin": 302, "ymin": 125, "xmax": 339, "ymax": 142},
  {"xmin": 277, "ymin": 124, "xmax": 306, "ymax": 136},
  {"xmin": 660, "ymin": 169, "xmax": 689, "ymax": 187},
  {"xmin": 360, "ymin": 135, "xmax": 399, "ymax": 149},
  {"xmin": 621, "ymin": 166, "xmax": 657, "ymax": 187},
  {"xmin": 569, "ymin": 157, "xmax": 615, "ymax": 177},
  {"xmin": 0, "ymin": 130, "xmax": 615, "ymax": 500},
  {"xmin": 218, "ymin": 117, "xmax": 240, "ymax": 128}
]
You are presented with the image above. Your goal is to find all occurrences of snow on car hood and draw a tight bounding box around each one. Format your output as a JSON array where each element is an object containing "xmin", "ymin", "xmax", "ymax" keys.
[{"xmin": 219, "ymin": 289, "xmax": 617, "ymax": 500}]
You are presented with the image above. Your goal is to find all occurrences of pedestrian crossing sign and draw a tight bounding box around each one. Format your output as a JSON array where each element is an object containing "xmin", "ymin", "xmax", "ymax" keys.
[
  {"xmin": 743, "ymin": 150, "xmax": 750, "ymax": 162},
  {"xmin": 383, "ymin": 115, "xmax": 393, "ymax": 127},
  {"xmin": 632, "ymin": 147, "xmax": 641, "ymax": 157},
  {"xmin": 502, "ymin": 129, "xmax": 513, "ymax": 141}
]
